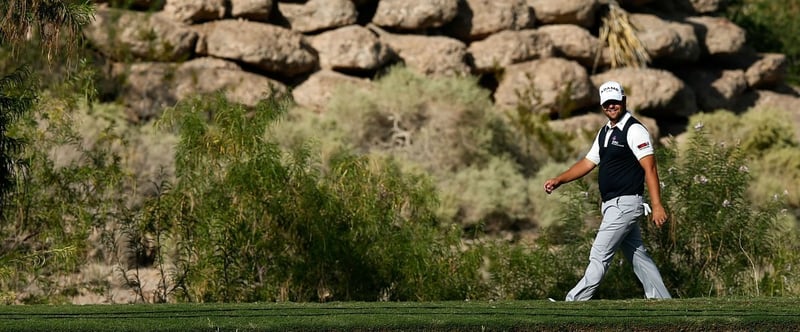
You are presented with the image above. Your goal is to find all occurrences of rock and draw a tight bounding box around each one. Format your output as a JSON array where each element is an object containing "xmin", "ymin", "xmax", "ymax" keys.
[
  {"xmin": 311, "ymin": 25, "xmax": 392, "ymax": 71},
  {"xmin": 746, "ymin": 53, "xmax": 787, "ymax": 89},
  {"xmin": 629, "ymin": 13, "xmax": 700, "ymax": 63},
  {"xmin": 278, "ymin": 0, "xmax": 358, "ymax": 33},
  {"xmin": 537, "ymin": 24, "xmax": 608, "ymax": 68},
  {"xmin": 676, "ymin": 67, "xmax": 747, "ymax": 111},
  {"xmin": 468, "ymin": 30, "xmax": 554, "ymax": 73},
  {"xmin": 445, "ymin": 0, "xmax": 534, "ymax": 41},
  {"xmin": 230, "ymin": 0, "xmax": 273, "ymax": 21},
  {"xmin": 174, "ymin": 57, "xmax": 287, "ymax": 107},
  {"xmin": 111, "ymin": 58, "xmax": 287, "ymax": 121},
  {"xmin": 686, "ymin": 16, "xmax": 746, "ymax": 56},
  {"xmin": 193, "ymin": 20, "xmax": 317, "ymax": 76},
  {"xmin": 494, "ymin": 58, "xmax": 594, "ymax": 116},
  {"xmin": 162, "ymin": 0, "xmax": 226, "ymax": 23},
  {"xmin": 292, "ymin": 70, "xmax": 372, "ymax": 111},
  {"xmin": 372, "ymin": 0, "xmax": 459, "ymax": 30},
  {"xmin": 375, "ymin": 27, "xmax": 470, "ymax": 76},
  {"xmin": 732, "ymin": 89, "xmax": 800, "ymax": 140},
  {"xmin": 591, "ymin": 67, "xmax": 698, "ymax": 117},
  {"xmin": 527, "ymin": 0, "xmax": 598, "ymax": 28},
  {"xmin": 84, "ymin": 7, "xmax": 198, "ymax": 62}
]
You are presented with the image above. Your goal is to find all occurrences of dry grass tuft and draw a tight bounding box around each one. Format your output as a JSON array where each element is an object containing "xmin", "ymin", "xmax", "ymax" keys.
[{"xmin": 596, "ymin": 1, "xmax": 651, "ymax": 69}]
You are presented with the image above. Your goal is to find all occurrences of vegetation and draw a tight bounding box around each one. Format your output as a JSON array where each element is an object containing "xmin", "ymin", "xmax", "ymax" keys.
[
  {"xmin": 0, "ymin": 0, "xmax": 96, "ymax": 304},
  {"xmin": 1, "ymin": 0, "xmax": 799, "ymax": 307},
  {"xmin": 727, "ymin": 0, "xmax": 800, "ymax": 84},
  {"xmin": 597, "ymin": 1, "xmax": 651, "ymax": 70}
]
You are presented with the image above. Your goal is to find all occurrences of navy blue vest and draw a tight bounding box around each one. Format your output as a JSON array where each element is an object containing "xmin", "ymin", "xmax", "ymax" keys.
[{"xmin": 597, "ymin": 117, "xmax": 645, "ymax": 202}]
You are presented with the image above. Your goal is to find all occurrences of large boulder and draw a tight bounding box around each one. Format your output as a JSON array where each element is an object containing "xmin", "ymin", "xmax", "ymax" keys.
[
  {"xmin": 310, "ymin": 25, "xmax": 392, "ymax": 71},
  {"xmin": 193, "ymin": 20, "xmax": 318, "ymax": 76},
  {"xmin": 468, "ymin": 30, "xmax": 554, "ymax": 73},
  {"xmin": 445, "ymin": 0, "xmax": 534, "ymax": 41},
  {"xmin": 162, "ymin": 0, "xmax": 226, "ymax": 23},
  {"xmin": 746, "ymin": 53, "xmax": 788, "ymax": 89},
  {"xmin": 683, "ymin": 0, "xmax": 725, "ymax": 14},
  {"xmin": 173, "ymin": 57, "xmax": 286, "ymax": 107},
  {"xmin": 278, "ymin": 0, "xmax": 358, "ymax": 33},
  {"xmin": 527, "ymin": 0, "xmax": 598, "ymax": 28},
  {"xmin": 84, "ymin": 7, "xmax": 198, "ymax": 62},
  {"xmin": 537, "ymin": 24, "xmax": 609, "ymax": 68},
  {"xmin": 111, "ymin": 58, "xmax": 287, "ymax": 121},
  {"xmin": 375, "ymin": 27, "xmax": 470, "ymax": 76},
  {"xmin": 676, "ymin": 67, "xmax": 747, "ymax": 111},
  {"xmin": 629, "ymin": 13, "xmax": 700, "ymax": 63},
  {"xmin": 686, "ymin": 16, "xmax": 747, "ymax": 57},
  {"xmin": 292, "ymin": 70, "xmax": 372, "ymax": 112},
  {"xmin": 230, "ymin": 0, "xmax": 273, "ymax": 21},
  {"xmin": 494, "ymin": 58, "xmax": 594, "ymax": 116},
  {"xmin": 591, "ymin": 67, "xmax": 698, "ymax": 117},
  {"xmin": 372, "ymin": 0, "xmax": 459, "ymax": 30}
]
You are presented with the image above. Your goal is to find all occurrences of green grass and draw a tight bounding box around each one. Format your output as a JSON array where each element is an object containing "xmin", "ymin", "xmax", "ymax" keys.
[{"xmin": 2, "ymin": 298, "xmax": 800, "ymax": 331}]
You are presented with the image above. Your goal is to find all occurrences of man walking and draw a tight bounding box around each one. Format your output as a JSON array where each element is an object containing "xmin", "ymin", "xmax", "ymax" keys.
[{"xmin": 543, "ymin": 81, "xmax": 672, "ymax": 301}]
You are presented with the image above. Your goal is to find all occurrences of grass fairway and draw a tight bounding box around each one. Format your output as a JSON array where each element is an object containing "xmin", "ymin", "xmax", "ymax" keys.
[{"xmin": 2, "ymin": 297, "xmax": 799, "ymax": 331}]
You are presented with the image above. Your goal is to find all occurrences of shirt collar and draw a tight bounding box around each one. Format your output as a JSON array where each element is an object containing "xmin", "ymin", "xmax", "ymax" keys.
[{"xmin": 606, "ymin": 111, "xmax": 631, "ymax": 129}]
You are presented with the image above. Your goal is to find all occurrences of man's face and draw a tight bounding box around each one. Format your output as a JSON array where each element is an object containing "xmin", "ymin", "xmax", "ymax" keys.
[{"xmin": 601, "ymin": 99, "xmax": 625, "ymax": 122}]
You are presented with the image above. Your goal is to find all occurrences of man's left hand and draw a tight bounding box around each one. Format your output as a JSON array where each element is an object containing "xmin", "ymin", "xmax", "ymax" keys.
[{"xmin": 651, "ymin": 204, "xmax": 667, "ymax": 228}]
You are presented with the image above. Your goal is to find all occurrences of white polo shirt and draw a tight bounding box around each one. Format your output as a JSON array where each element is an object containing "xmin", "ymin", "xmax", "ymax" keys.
[{"xmin": 586, "ymin": 112, "xmax": 654, "ymax": 164}]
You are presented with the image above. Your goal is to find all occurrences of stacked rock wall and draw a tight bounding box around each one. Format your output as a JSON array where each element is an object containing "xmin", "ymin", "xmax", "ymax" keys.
[{"xmin": 86, "ymin": 0, "xmax": 799, "ymax": 138}]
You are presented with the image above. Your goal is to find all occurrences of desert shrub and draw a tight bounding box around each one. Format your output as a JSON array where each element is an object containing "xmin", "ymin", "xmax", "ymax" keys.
[
  {"xmin": 281, "ymin": 66, "xmax": 579, "ymax": 230},
  {"xmin": 683, "ymin": 109, "xmax": 799, "ymax": 209},
  {"xmin": 649, "ymin": 124, "xmax": 795, "ymax": 297},
  {"xmin": 680, "ymin": 108, "xmax": 798, "ymax": 154},
  {"xmin": 502, "ymin": 177, "xmax": 600, "ymax": 299},
  {"xmin": 152, "ymin": 93, "xmax": 485, "ymax": 302},
  {"xmin": 529, "ymin": 161, "xmax": 599, "ymax": 229},
  {"xmin": 437, "ymin": 156, "xmax": 537, "ymax": 235},
  {"xmin": 750, "ymin": 147, "xmax": 800, "ymax": 208},
  {"xmin": 314, "ymin": 66, "xmax": 499, "ymax": 173}
]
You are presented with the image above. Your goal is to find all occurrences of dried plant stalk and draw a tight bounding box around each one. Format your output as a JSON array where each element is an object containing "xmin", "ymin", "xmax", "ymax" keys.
[{"xmin": 596, "ymin": 1, "xmax": 651, "ymax": 69}]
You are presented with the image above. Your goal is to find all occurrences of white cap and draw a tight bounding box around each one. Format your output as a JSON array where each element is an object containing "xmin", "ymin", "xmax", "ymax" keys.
[{"xmin": 599, "ymin": 81, "xmax": 624, "ymax": 105}]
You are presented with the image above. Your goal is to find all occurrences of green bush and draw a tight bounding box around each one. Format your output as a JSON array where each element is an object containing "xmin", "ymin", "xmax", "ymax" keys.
[
  {"xmin": 751, "ymin": 147, "xmax": 800, "ymax": 208},
  {"xmin": 150, "ymin": 93, "xmax": 485, "ymax": 302},
  {"xmin": 1, "ymin": 95, "xmax": 139, "ymax": 304},
  {"xmin": 682, "ymin": 109, "xmax": 799, "ymax": 209},
  {"xmin": 437, "ymin": 156, "xmax": 537, "ymax": 235},
  {"xmin": 649, "ymin": 124, "xmax": 795, "ymax": 297},
  {"xmin": 280, "ymin": 66, "xmax": 578, "ymax": 229}
]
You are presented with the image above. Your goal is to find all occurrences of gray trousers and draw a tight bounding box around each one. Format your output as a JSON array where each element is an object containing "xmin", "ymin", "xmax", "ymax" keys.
[{"xmin": 565, "ymin": 195, "xmax": 672, "ymax": 301}]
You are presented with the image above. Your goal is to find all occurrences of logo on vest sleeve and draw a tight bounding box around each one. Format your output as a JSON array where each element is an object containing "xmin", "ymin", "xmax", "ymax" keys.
[{"xmin": 637, "ymin": 142, "xmax": 650, "ymax": 150}]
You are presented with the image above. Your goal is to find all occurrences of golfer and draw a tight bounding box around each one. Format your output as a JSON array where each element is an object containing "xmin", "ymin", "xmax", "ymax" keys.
[{"xmin": 543, "ymin": 81, "xmax": 671, "ymax": 301}]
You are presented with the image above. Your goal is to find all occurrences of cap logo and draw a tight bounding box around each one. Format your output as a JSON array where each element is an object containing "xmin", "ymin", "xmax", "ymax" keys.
[{"xmin": 601, "ymin": 86, "xmax": 621, "ymax": 94}]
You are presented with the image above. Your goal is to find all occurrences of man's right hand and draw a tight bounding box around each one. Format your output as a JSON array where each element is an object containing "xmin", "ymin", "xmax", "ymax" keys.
[{"xmin": 543, "ymin": 179, "xmax": 560, "ymax": 194}]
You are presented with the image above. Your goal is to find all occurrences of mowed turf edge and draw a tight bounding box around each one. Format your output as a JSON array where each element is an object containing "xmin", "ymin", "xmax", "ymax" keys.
[{"xmin": 1, "ymin": 298, "xmax": 799, "ymax": 331}]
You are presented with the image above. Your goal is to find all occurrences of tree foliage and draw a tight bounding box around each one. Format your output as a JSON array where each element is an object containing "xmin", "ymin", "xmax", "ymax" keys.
[
  {"xmin": 726, "ymin": 0, "xmax": 800, "ymax": 84},
  {"xmin": 0, "ymin": 0, "xmax": 94, "ymax": 58},
  {"xmin": 0, "ymin": 0, "xmax": 95, "ymax": 304}
]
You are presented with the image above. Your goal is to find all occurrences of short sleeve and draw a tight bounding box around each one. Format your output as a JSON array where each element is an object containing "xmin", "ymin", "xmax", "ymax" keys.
[{"xmin": 627, "ymin": 123, "xmax": 654, "ymax": 160}]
